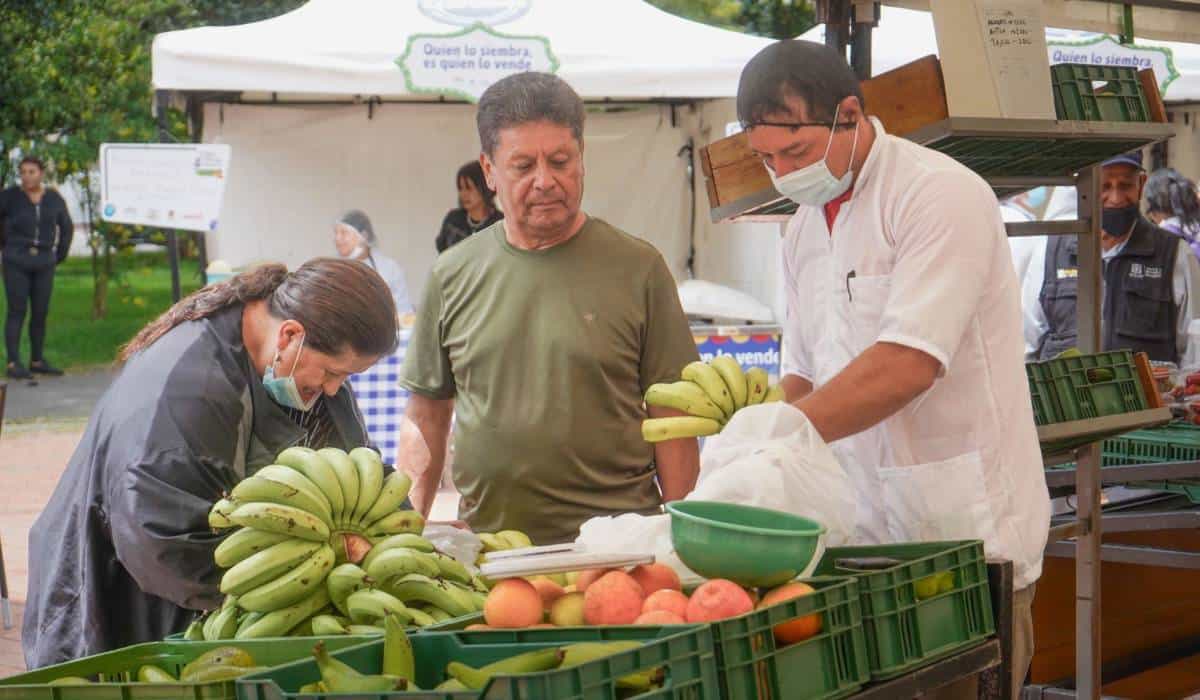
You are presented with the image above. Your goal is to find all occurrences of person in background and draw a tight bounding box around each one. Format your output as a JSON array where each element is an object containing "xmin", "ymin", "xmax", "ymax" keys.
[
  {"xmin": 1022, "ymin": 152, "xmax": 1198, "ymax": 363},
  {"xmin": 1145, "ymin": 168, "xmax": 1200, "ymax": 261},
  {"xmin": 435, "ymin": 161, "xmax": 503, "ymax": 253},
  {"xmin": 0, "ymin": 156, "xmax": 73, "ymax": 379},
  {"xmin": 334, "ymin": 209, "xmax": 413, "ymax": 313},
  {"xmin": 400, "ymin": 72, "xmax": 699, "ymax": 544}
]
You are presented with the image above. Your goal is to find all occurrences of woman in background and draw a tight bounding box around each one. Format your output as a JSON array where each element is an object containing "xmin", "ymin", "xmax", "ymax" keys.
[
  {"xmin": 0, "ymin": 156, "xmax": 73, "ymax": 378},
  {"xmin": 334, "ymin": 209, "xmax": 412, "ymax": 313},
  {"xmin": 435, "ymin": 161, "xmax": 502, "ymax": 253},
  {"xmin": 1145, "ymin": 168, "xmax": 1200, "ymax": 262}
]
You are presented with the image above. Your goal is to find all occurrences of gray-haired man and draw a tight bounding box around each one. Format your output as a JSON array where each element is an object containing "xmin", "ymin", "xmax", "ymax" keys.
[{"xmin": 398, "ymin": 72, "xmax": 700, "ymax": 544}]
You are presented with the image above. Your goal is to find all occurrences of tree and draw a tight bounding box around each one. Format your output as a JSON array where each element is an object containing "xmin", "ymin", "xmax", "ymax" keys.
[
  {"xmin": 647, "ymin": 0, "xmax": 743, "ymax": 29},
  {"xmin": 190, "ymin": 0, "xmax": 304, "ymax": 26},
  {"xmin": 647, "ymin": 0, "xmax": 816, "ymax": 38},
  {"xmin": 739, "ymin": 0, "xmax": 816, "ymax": 39},
  {"xmin": 0, "ymin": 1, "xmax": 194, "ymax": 318}
]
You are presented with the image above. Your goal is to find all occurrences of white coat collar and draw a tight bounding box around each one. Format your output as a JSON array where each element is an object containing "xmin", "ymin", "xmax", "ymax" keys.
[{"xmin": 846, "ymin": 116, "xmax": 888, "ymax": 200}]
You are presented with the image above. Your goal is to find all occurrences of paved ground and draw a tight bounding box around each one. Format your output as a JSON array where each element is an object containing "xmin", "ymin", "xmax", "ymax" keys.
[
  {"xmin": 0, "ymin": 420, "xmax": 82, "ymax": 675},
  {"xmin": 4, "ymin": 367, "xmax": 115, "ymax": 423}
]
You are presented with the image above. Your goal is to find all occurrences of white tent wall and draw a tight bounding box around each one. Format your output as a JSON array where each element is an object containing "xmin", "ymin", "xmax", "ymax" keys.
[
  {"xmin": 1166, "ymin": 106, "xmax": 1200, "ymax": 182},
  {"xmin": 201, "ymin": 101, "xmax": 696, "ymax": 297},
  {"xmin": 690, "ymin": 99, "xmax": 786, "ymax": 322}
]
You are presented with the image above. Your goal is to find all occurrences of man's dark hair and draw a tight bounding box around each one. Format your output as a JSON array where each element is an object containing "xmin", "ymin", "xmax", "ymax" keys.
[
  {"xmin": 476, "ymin": 72, "xmax": 585, "ymax": 156},
  {"xmin": 737, "ymin": 40, "xmax": 865, "ymax": 128},
  {"xmin": 456, "ymin": 160, "xmax": 496, "ymax": 210},
  {"xmin": 19, "ymin": 156, "xmax": 45, "ymax": 172}
]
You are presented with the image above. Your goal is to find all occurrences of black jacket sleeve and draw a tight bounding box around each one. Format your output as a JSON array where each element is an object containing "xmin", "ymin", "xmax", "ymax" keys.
[
  {"xmin": 0, "ymin": 189, "xmax": 9, "ymax": 249},
  {"xmin": 436, "ymin": 211, "xmax": 455, "ymax": 253},
  {"xmin": 103, "ymin": 352, "xmax": 248, "ymax": 611},
  {"xmin": 55, "ymin": 192, "xmax": 73, "ymax": 263},
  {"xmin": 107, "ymin": 447, "xmax": 234, "ymax": 610}
]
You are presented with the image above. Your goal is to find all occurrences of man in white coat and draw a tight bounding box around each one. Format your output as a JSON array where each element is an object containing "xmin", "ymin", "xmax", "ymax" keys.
[{"xmin": 738, "ymin": 40, "xmax": 1050, "ymax": 698}]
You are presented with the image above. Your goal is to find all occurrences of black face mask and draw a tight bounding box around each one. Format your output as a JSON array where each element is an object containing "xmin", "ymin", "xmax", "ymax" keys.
[{"xmin": 1102, "ymin": 205, "xmax": 1140, "ymax": 237}]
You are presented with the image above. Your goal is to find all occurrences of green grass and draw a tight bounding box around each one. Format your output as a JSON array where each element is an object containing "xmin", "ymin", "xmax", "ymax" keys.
[{"xmin": 1, "ymin": 252, "xmax": 201, "ymax": 371}]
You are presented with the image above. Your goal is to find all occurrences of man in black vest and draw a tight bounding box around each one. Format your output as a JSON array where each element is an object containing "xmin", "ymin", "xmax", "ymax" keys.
[{"xmin": 1030, "ymin": 151, "xmax": 1195, "ymax": 363}]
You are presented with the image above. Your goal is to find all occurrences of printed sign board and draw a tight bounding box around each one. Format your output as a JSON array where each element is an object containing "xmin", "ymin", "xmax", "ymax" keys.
[{"xmin": 99, "ymin": 143, "xmax": 230, "ymax": 233}]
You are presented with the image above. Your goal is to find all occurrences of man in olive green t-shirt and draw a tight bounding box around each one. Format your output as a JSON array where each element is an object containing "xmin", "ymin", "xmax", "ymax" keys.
[{"xmin": 399, "ymin": 72, "xmax": 700, "ymax": 544}]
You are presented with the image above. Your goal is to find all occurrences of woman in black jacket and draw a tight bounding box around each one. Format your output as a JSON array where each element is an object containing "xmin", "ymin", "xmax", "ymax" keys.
[
  {"xmin": 435, "ymin": 161, "xmax": 503, "ymax": 253},
  {"xmin": 0, "ymin": 157, "xmax": 73, "ymax": 378}
]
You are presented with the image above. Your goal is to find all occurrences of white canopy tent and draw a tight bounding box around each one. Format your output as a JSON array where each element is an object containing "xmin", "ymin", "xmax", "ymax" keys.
[{"xmin": 151, "ymin": 0, "xmax": 782, "ymax": 311}]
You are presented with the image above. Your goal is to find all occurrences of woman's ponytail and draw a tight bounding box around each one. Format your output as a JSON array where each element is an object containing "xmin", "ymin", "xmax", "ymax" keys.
[{"xmin": 118, "ymin": 264, "xmax": 288, "ymax": 363}]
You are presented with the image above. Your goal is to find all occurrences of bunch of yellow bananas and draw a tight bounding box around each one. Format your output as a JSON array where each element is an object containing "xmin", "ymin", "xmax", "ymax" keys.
[{"xmin": 642, "ymin": 358, "xmax": 784, "ymax": 443}]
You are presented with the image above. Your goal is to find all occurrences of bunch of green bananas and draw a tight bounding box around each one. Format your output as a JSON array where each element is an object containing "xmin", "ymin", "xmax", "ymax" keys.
[
  {"xmin": 201, "ymin": 445, "xmax": 424, "ymax": 639},
  {"xmin": 642, "ymin": 358, "xmax": 784, "ymax": 443},
  {"xmin": 438, "ymin": 640, "xmax": 662, "ymax": 692},
  {"xmin": 46, "ymin": 647, "xmax": 267, "ymax": 687},
  {"xmin": 190, "ymin": 530, "xmax": 490, "ymax": 640},
  {"xmin": 319, "ymin": 533, "xmax": 489, "ymax": 631},
  {"xmin": 300, "ymin": 614, "xmax": 416, "ymax": 692}
]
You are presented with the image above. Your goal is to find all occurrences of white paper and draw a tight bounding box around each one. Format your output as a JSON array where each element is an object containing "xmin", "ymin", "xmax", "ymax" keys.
[
  {"xmin": 930, "ymin": 0, "xmax": 1054, "ymax": 119},
  {"xmin": 978, "ymin": 0, "xmax": 1056, "ymax": 118}
]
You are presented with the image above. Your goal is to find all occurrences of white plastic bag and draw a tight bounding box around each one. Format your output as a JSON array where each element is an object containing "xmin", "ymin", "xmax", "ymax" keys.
[
  {"xmin": 694, "ymin": 402, "xmax": 857, "ymax": 546},
  {"xmin": 422, "ymin": 524, "xmax": 483, "ymax": 572},
  {"xmin": 575, "ymin": 402, "xmax": 857, "ymax": 585},
  {"xmin": 575, "ymin": 513, "xmax": 705, "ymax": 587}
]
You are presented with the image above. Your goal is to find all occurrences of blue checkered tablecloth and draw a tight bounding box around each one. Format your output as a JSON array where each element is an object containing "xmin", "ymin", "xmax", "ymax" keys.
[{"xmin": 347, "ymin": 327, "xmax": 412, "ymax": 467}]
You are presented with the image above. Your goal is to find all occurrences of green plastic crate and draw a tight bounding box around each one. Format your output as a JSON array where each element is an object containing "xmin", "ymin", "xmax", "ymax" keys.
[
  {"xmin": 236, "ymin": 625, "xmax": 718, "ymax": 700},
  {"xmin": 0, "ymin": 638, "xmax": 366, "ymax": 700},
  {"xmin": 164, "ymin": 613, "xmax": 484, "ymax": 642},
  {"xmin": 706, "ymin": 576, "xmax": 868, "ymax": 700},
  {"xmin": 811, "ymin": 541, "xmax": 995, "ymax": 681},
  {"xmin": 1026, "ymin": 350, "xmax": 1148, "ymax": 426},
  {"xmin": 1108, "ymin": 425, "xmax": 1200, "ymax": 501},
  {"xmin": 1050, "ymin": 64, "xmax": 1150, "ymax": 122}
]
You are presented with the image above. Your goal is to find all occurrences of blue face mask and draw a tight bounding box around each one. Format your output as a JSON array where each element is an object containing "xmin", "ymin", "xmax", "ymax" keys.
[
  {"xmin": 263, "ymin": 334, "xmax": 319, "ymax": 412},
  {"xmin": 1025, "ymin": 187, "xmax": 1049, "ymax": 210}
]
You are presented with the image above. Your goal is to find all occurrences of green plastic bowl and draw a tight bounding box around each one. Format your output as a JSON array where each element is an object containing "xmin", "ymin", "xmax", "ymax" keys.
[{"xmin": 666, "ymin": 500, "xmax": 826, "ymax": 588}]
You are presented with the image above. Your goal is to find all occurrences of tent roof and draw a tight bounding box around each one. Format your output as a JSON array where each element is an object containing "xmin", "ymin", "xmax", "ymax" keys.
[
  {"xmin": 802, "ymin": 6, "xmax": 1200, "ymax": 102},
  {"xmin": 152, "ymin": 0, "xmax": 773, "ymax": 100},
  {"xmin": 884, "ymin": 1, "xmax": 1200, "ymax": 45}
]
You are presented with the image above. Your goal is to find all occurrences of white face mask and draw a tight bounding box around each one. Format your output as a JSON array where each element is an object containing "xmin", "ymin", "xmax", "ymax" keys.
[
  {"xmin": 262, "ymin": 334, "xmax": 320, "ymax": 412},
  {"xmin": 767, "ymin": 103, "xmax": 860, "ymax": 207}
]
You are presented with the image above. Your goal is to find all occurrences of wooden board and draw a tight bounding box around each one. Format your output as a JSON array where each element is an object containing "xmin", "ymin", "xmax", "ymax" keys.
[
  {"xmin": 709, "ymin": 154, "xmax": 775, "ymax": 208},
  {"xmin": 1139, "ymin": 68, "xmax": 1169, "ymax": 124},
  {"xmin": 1103, "ymin": 651, "xmax": 1200, "ymax": 699},
  {"xmin": 1134, "ymin": 351, "xmax": 1166, "ymax": 409},
  {"xmin": 1031, "ymin": 528, "xmax": 1200, "ymax": 689},
  {"xmin": 860, "ymin": 55, "xmax": 950, "ymax": 136}
]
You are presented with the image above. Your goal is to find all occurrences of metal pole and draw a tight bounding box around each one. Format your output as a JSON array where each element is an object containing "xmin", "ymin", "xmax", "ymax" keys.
[
  {"xmin": 821, "ymin": 0, "xmax": 851, "ymax": 56},
  {"xmin": 1075, "ymin": 166, "xmax": 1102, "ymax": 353},
  {"xmin": 1075, "ymin": 442, "xmax": 1103, "ymax": 698},
  {"xmin": 156, "ymin": 89, "xmax": 183, "ymax": 302},
  {"xmin": 1073, "ymin": 165, "xmax": 1104, "ymax": 699},
  {"xmin": 850, "ymin": 2, "xmax": 879, "ymax": 80}
]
